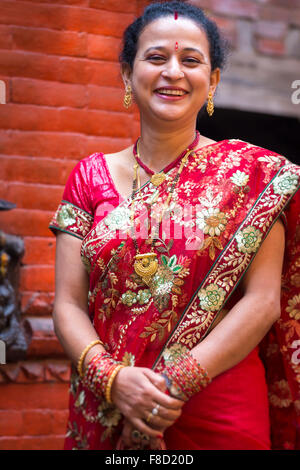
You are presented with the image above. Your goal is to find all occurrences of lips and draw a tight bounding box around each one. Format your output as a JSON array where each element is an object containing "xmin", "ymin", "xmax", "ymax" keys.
[{"xmin": 154, "ymin": 87, "xmax": 189, "ymax": 96}]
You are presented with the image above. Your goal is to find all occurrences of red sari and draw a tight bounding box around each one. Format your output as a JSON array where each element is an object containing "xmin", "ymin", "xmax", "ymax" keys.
[{"xmin": 49, "ymin": 139, "xmax": 300, "ymax": 450}]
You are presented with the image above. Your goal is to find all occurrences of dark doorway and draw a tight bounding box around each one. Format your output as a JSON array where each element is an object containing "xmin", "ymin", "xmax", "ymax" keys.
[{"xmin": 197, "ymin": 107, "xmax": 300, "ymax": 165}]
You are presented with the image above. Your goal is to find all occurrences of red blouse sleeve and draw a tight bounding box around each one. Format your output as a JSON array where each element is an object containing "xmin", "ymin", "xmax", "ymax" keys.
[{"xmin": 49, "ymin": 158, "xmax": 94, "ymax": 240}]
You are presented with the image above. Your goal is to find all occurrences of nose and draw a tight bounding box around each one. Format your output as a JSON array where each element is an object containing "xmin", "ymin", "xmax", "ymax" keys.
[{"xmin": 161, "ymin": 57, "xmax": 184, "ymax": 80}]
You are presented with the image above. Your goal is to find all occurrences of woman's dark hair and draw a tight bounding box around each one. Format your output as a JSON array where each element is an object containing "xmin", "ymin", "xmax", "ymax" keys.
[{"xmin": 119, "ymin": 1, "xmax": 229, "ymax": 71}]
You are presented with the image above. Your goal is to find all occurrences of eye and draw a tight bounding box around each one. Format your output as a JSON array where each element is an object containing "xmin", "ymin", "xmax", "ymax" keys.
[
  {"xmin": 146, "ymin": 55, "xmax": 166, "ymax": 62},
  {"xmin": 183, "ymin": 58, "xmax": 200, "ymax": 64}
]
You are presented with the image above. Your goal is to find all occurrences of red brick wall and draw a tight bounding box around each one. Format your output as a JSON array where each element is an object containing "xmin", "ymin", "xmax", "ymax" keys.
[{"xmin": 0, "ymin": 0, "xmax": 140, "ymax": 450}]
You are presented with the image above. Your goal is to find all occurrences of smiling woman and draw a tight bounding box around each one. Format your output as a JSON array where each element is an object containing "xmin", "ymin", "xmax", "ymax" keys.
[{"xmin": 49, "ymin": 1, "xmax": 300, "ymax": 451}]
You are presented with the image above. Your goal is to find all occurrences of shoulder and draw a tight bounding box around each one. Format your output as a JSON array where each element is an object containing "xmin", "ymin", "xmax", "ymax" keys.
[
  {"xmin": 68, "ymin": 152, "xmax": 111, "ymax": 188},
  {"xmin": 226, "ymin": 138, "xmax": 286, "ymax": 160},
  {"xmin": 74, "ymin": 151, "xmax": 105, "ymax": 173},
  {"xmin": 75, "ymin": 146, "xmax": 133, "ymax": 174},
  {"xmin": 224, "ymin": 138, "xmax": 292, "ymax": 171}
]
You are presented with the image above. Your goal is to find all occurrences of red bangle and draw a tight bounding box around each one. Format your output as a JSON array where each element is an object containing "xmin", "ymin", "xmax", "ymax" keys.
[{"xmin": 161, "ymin": 351, "xmax": 211, "ymax": 401}]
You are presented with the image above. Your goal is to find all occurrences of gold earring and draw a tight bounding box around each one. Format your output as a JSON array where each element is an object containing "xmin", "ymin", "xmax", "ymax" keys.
[
  {"xmin": 123, "ymin": 85, "xmax": 132, "ymax": 109},
  {"xmin": 206, "ymin": 91, "xmax": 214, "ymax": 117}
]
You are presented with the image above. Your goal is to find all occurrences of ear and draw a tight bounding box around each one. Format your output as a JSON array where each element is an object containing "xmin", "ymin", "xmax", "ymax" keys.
[
  {"xmin": 121, "ymin": 62, "xmax": 133, "ymax": 89},
  {"xmin": 209, "ymin": 68, "xmax": 221, "ymax": 96}
]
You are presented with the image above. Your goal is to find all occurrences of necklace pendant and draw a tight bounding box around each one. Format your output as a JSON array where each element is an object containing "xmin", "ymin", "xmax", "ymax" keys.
[
  {"xmin": 134, "ymin": 252, "xmax": 158, "ymax": 285},
  {"xmin": 151, "ymin": 173, "xmax": 166, "ymax": 187}
]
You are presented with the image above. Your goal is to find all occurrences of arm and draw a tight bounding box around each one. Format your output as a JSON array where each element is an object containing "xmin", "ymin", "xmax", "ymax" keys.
[
  {"xmin": 190, "ymin": 219, "xmax": 285, "ymax": 378},
  {"xmin": 53, "ymin": 232, "xmax": 106, "ymax": 367}
]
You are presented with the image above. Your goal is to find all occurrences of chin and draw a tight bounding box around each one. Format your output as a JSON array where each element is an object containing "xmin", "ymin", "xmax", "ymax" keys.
[{"xmin": 151, "ymin": 107, "xmax": 188, "ymax": 122}]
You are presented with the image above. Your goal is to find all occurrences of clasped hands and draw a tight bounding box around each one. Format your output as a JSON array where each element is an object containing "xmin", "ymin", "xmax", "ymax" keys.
[{"xmin": 111, "ymin": 366, "xmax": 184, "ymax": 450}]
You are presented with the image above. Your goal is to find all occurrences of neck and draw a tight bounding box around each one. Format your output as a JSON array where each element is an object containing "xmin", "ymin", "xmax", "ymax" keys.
[{"xmin": 137, "ymin": 119, "xmax": 198, "ymax": 173}]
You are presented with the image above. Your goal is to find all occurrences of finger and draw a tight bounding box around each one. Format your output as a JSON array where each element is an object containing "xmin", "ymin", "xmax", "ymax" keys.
[
  {"xmin": 143, "ymin": 369, "xmax": 167, "ymax": 392},
  {"xmin": 148, "ymin": 384, "xmax": 185, "ymax": 411},
  {"xmin": 136, "ymin": 377, "xmax": 184, "ymax": 411},
  {"xmin": 144, "ymin": 406, "xmax": 178, "ymax": 430},
  {"xmin": 121, "ymin": 421, "xmax": 135, "ymax": 448},
  {"xmin": 149, "ymin": 402, "xmax": 182, "ymax": 422},
  {"xmin": 130, "ymin": 416, "xmax": 164, "ymax": 440},
  {"xmin": 149, "ymin": 437, "xmax": 163, "ymax": 450},
  {"xmin": 145, "ymin": 412, "xmax": 178, "ymax": 431}
]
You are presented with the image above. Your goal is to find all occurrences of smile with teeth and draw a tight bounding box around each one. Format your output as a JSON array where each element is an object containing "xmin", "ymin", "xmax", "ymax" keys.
[{"xmin": 155, "ymin": 89, "xmax": 187, "ymax": 96}]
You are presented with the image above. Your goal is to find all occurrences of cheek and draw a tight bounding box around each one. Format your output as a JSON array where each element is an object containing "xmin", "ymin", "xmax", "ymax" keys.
[{"xmin": 132, "ymin": 72, "xmax": 155, "ymax": 101}]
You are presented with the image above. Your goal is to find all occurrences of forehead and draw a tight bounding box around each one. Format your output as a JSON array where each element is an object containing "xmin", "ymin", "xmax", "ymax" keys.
[{"xmin": 137, "ymin": 16, "xmax": 210, "ymax": 52}]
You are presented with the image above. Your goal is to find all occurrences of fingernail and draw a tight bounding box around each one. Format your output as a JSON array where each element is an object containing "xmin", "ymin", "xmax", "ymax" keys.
[{"xmin": 157, "ymin": 434, "xmax": 163, "ymax": 439}]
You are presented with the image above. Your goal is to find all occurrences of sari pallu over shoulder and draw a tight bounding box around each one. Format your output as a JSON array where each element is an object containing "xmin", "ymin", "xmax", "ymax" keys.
[{"xmin": 153, "ymin": 160, "xmax": 300, "ymax": 366}]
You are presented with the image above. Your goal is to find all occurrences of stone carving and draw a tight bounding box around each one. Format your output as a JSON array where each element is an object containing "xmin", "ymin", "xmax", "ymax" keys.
[{"xmin": 0, "ymin": 200, "xmax": 32, "ymax": 362}]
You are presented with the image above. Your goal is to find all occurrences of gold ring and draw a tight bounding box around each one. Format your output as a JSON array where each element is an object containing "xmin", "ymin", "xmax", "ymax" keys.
[{"xmin": 146, "ymin": 411, "xmax": 153, "ymax": 423}]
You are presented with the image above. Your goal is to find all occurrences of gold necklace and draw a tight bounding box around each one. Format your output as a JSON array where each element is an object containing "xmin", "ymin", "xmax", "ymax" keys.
[
  {"xmin": 136, "ymin": 140, "xmax": 166, "ymax": 187},
  {"xmin": 133, "ymin": 131, "xmax": 200, "ymax": 189}
]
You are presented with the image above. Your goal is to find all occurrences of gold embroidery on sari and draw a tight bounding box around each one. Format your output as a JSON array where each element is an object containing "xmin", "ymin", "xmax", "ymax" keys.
[
  {"xmin": 153, "ymin": 164, "xmax": 299, "ymax": 362},
  {"xmin": 50, "ymin": 201, "xmax": 93, "ymax": 239},
  {"xmin": 66, "ymin": 421, "xmax": 89, "ymax": 450},
  {"xmin": 269, "ymin": 379, "xmax": 293, "ymax": 408},
  {"xmin": 286, "ymin": 294, "xmax": 300, "ymax": 320}
]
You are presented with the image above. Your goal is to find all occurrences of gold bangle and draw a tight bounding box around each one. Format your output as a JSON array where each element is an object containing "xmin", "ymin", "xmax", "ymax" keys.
[
  {"xmin": 105, "ymin": 364, "xmax": 125, "ymax": 404},
  {"xmin": 77, "ymin": 339, "xmax": 104, "ymax": 378}
]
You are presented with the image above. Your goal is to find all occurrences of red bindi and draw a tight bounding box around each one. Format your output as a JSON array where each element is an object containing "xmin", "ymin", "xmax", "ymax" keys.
[
  {"xmin": 175, "ymin": 41, "xmax": 178, "ymax": 51},
  {"xmin": 174, "ymin": 11, "xmax": 178, "ymax": 20}
]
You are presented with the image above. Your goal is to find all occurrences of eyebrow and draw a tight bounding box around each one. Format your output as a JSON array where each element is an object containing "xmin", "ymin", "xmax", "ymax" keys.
[{"xmin": 144, "ymin": 46, "xmax": 206, "ymax": 60}]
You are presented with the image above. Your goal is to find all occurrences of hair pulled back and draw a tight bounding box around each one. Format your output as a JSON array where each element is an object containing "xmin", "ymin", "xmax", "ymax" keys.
[{"xmin": 119, "ymin": 1, "xmax": 229, "ymax": 72}]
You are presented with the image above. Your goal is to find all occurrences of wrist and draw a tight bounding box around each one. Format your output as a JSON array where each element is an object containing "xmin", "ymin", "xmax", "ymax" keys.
[
  {"xmin": 161, "ymin": 349, "xmax": 211, "ymax": 401},
  {"xmin": 77, "ymin": 339, "xmax": 104, "ymax": 378},
  {"xmin": 110, "ymin": 365, "xmax": 127, "ymax": 405},
  {"xmin": 105, "ymin": 364, "xmax": 126, "ymax": 404},
  {"xmin": 82, "ymin": 352, "xmax": 124, "ymax": 402}
]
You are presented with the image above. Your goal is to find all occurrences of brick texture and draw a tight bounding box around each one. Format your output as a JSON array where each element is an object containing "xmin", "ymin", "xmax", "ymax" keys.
[
  {"xmin": 0, "ymin": 0, "xmax": 139, "ymax": 450},
  {"xmin": 1, "ymin": 0, "xmax": 300, "ymax": 451}
]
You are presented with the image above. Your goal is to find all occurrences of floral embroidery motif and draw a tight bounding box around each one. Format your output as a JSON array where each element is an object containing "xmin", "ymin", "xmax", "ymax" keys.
[
  {"xmin": 97, "ymin": 401, "xmax": 122, "ymax": 430},
  {"xmin": 195, "ymin": 188, "xmax": 229, "ymax": 260},
  {"xmin": 50, "ymin": 201, "xmax": 93, "ymax": 239},
  {"xmin": 291, "ymin": 271, "xmax": 300, "ymax": 288},
  {"xmin": 139, "ymin": 309, "xmax": 178, "ymax": 343},
  {"xmin": 163, "ymin": 343, "xmax": 189, "ymax": 362},
  {"xmin": 198, "ymin": 284, "xmax": 226, "ymax": 312},
  {"xmin": 230, "ymin": 170, "xmax": 249, "ymax": 187},
  {"xmin": 269, "ymin": 379, "xmax": 293, "ymax": 408},
  {"xmin": 139, "ymin": 255, "xmax": 190, "ymax": 343},
  {"xmin": 272, "ymin": 171, "xmax": 299, "ymax": 196},
  {"xmin": 104, "ymin": 206, "xmax": 131, "ymax": 231},
  {"xmin": 196, "ymin": 207, "xmax": 227, "ymax": 260},
  {"xmin": 66, "ymin": 421, "xmax": 89, "ymax": 450},
  {"xmin": 121, "ymin": 289, "xmax": 151, "ymax": 307},
  {"xmin": 57, "ymin": 204, "xmax": 77, "ymax": 227},
  {"xmin": 286, "ymin": 294, "xmax": 300, "ymax": 320},
  {"xmin": 236, "ymin": 226, "xmax": 262, "ymax": 254},
  {"xmin": 73, "ymin": 386, "xmax": 122, "ymax": 442},
  {"xmin": 149, "ymin": 255, "xmax": 184, "ymax": 311},
  {"xmin": 196, "ymin": 207, "xmax": 227, "ymax": 237},
  {"xmin": 122, "ymin": 351, "xmax": 135, "ymax": 366},
  {"xmin": 258, "ymin": 154, "xmax": 282, "ymax": 168}
]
